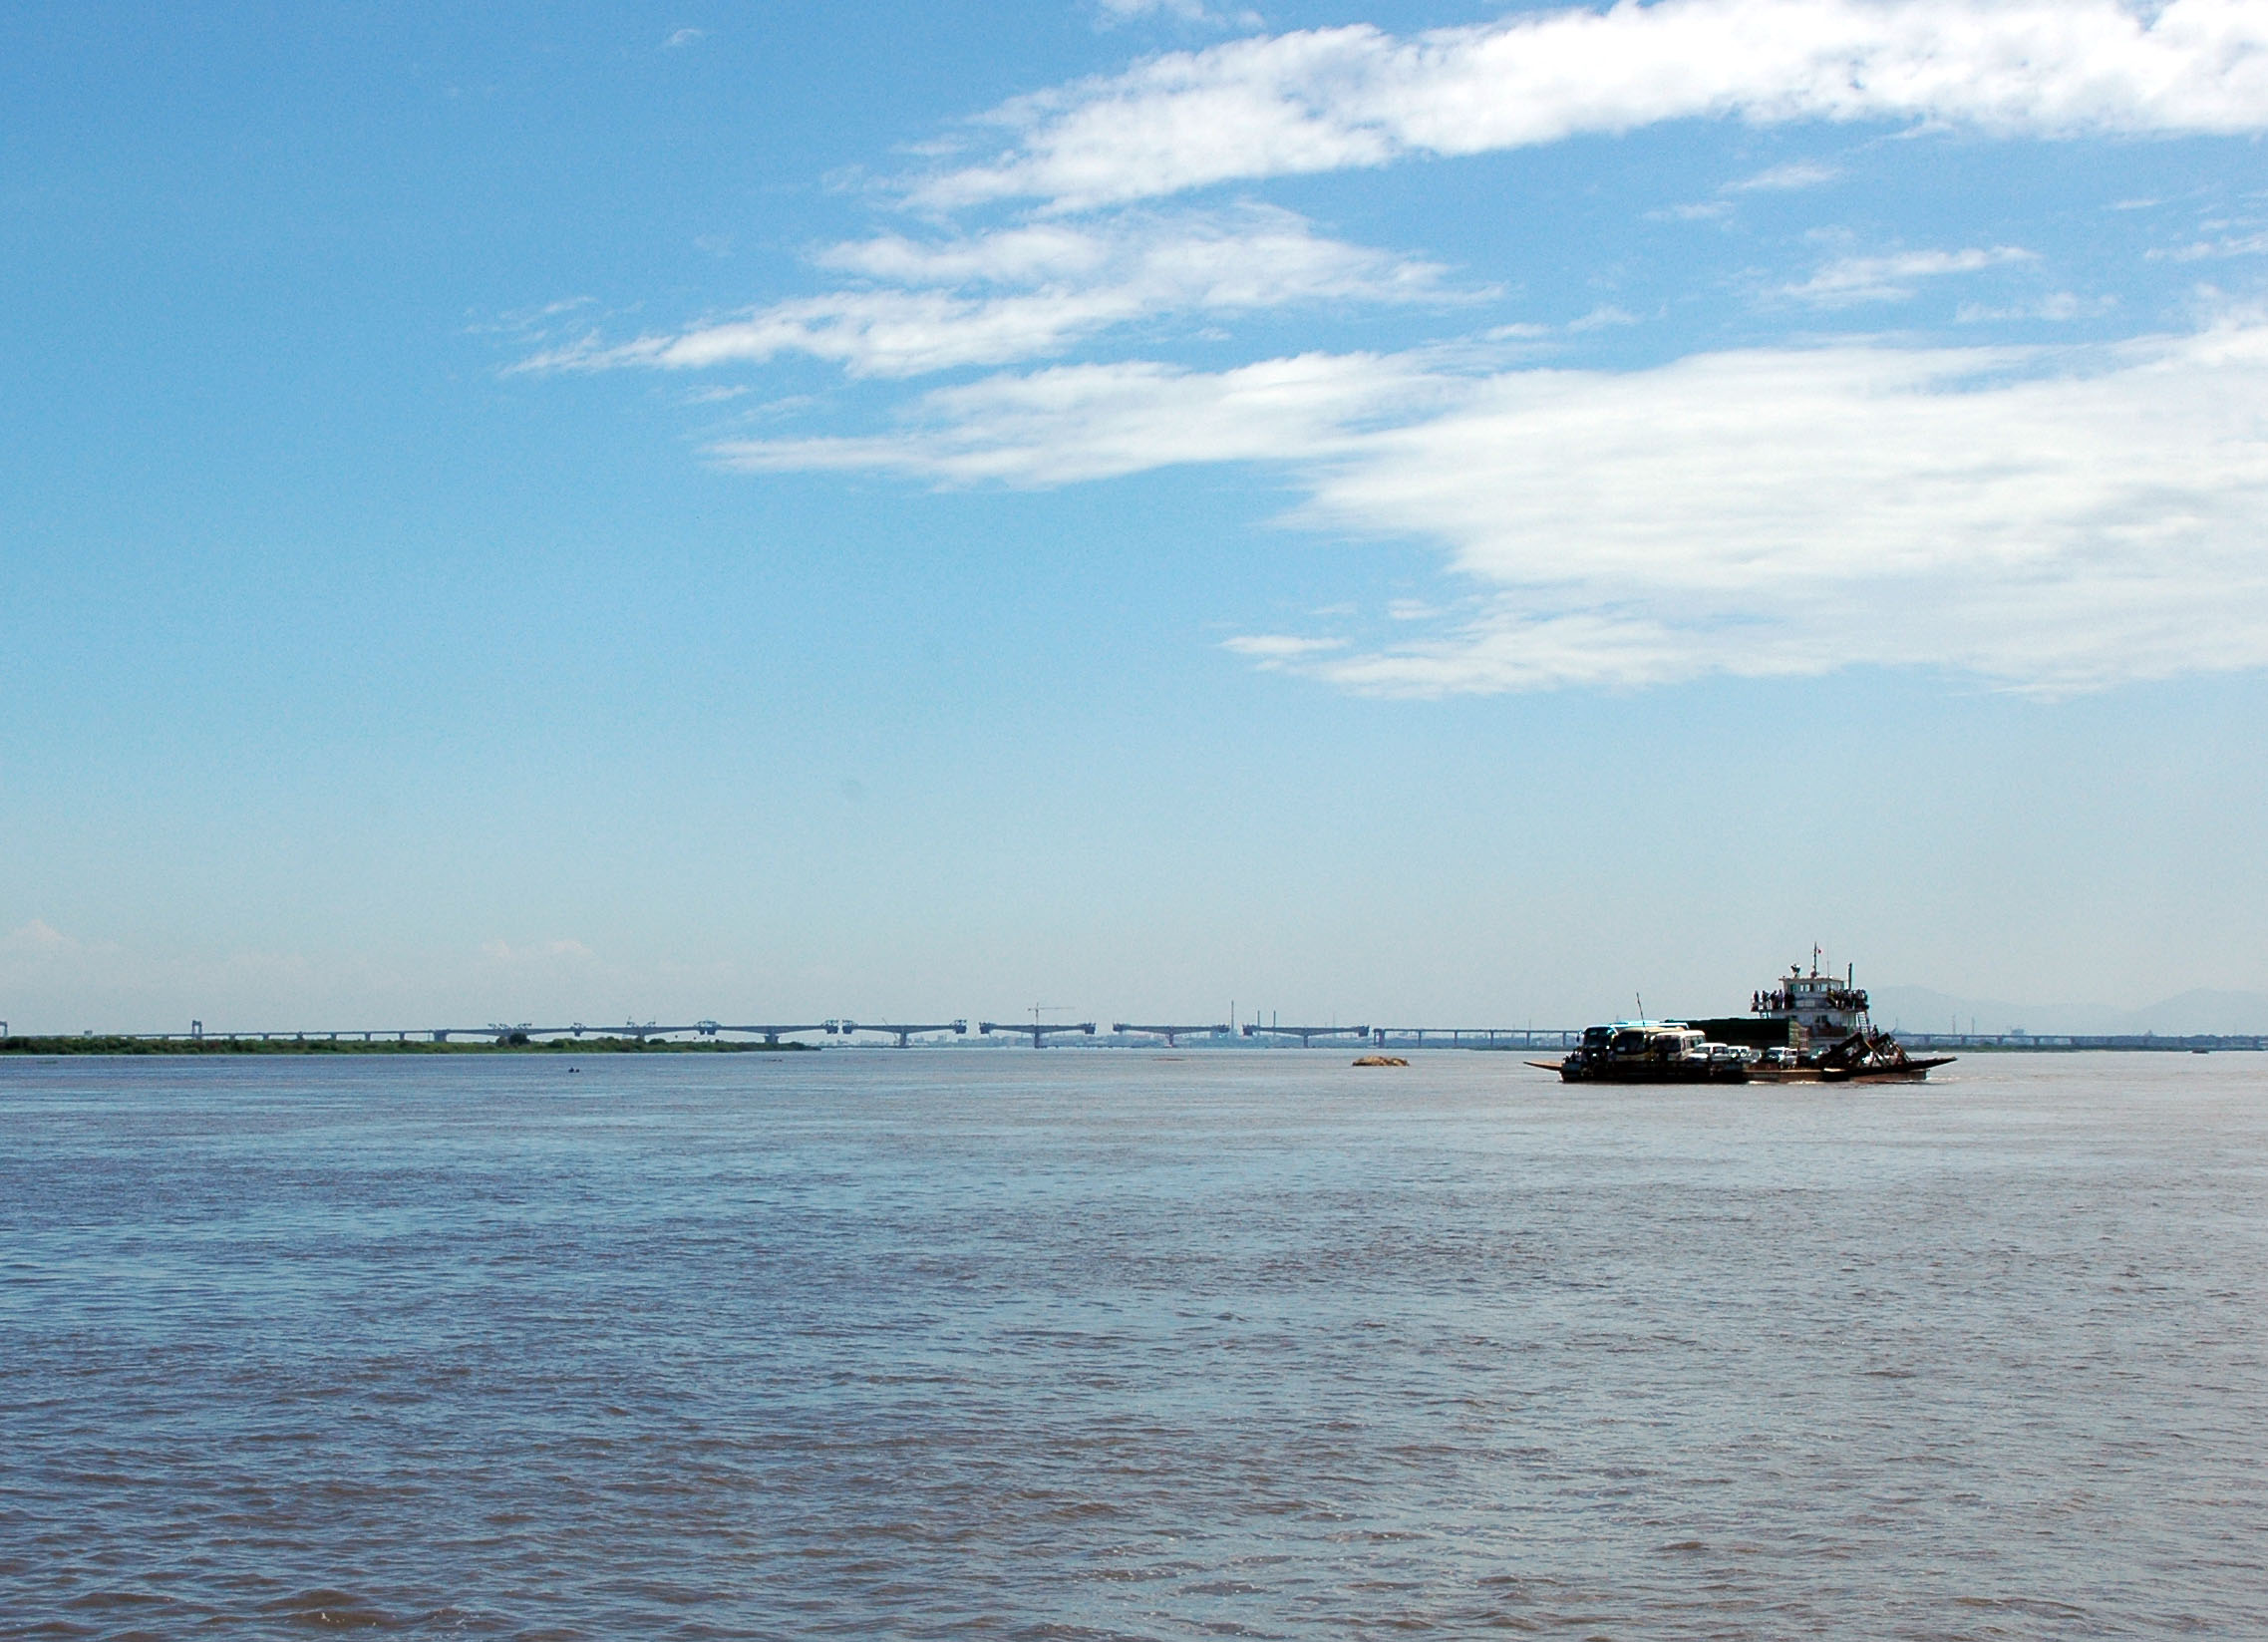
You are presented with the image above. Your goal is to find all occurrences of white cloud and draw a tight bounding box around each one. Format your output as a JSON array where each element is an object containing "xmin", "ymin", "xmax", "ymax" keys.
[
  {"xmin": 663, "ymin": 27, "xmax": 706, "ymax": 48},
  {"xmin": 1782, "ymin": 243, "xmax": 2034, "ymax": 304},
  {"xmin": 717, "ymin": 321, "xmax": 2268, "ymax": 696},
  {"xmin": 2151, "ymin": 228, "xmax": 2268, "ymax": 260},
  {"xmin": 1221, "ymin": 634, "xmax": 1350, "ymax": 663},
  {"xmin": 521, "ymin": 207, "xmax": 1458, "ymax": 379},
  {"xmin": 915, "ymin": 0, "xmax": 2268, "ymax": 210},
  {"xmin": 1728, "ymin": 159, "xmax": 1842, "ymax": 191},
  {"xmin": 1655, "ymin": 157, "xmax": 1840, "ymax": 217},
  {"xmin": 2, "ymin": 918, "xmax": 77, "ymax": 958},
  {"xmin": 510, "ymin": 1, "xmax": 2268, "ymax": 706},
  {"xmin": 1956, "ymin": 290, "xmax": 2118, "ymax": 321},
  {"xmin": 1097, "ymin": 0, "xmax": 1241, "ymax": 21},
  {"xmin": 480, "ymin": 939, "xmax": 596, "ymax": 963},
  {"xmin": 709, "ymin": 350, "xmax": 1462, "ymax": 484},
  {"xmin": 1302, "ymin": 323, "xmax": 2268, "ymax": 695}
]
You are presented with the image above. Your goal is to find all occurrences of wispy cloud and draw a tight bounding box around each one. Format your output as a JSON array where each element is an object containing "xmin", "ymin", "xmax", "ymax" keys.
[
  {"xmin": 717, "ymin": 321, "xmax": 2268, "ymax": 697},
  {"xmin": 1655, "ymin": 157, "xmax": 1841, "ymax": 219},
  {"xmin": 912, "ymin": 0, "xmax": 2268, "ymax": 210},
  {"xmin": 1221, "ymin": 634, "xmax": 1350, "ymax": 664},
  {"xmin": 2150, "ymin": 228, "xmax": 2268, "ymax": 261},
  {"xmin": 480, "ymin": 939, "xmax": 596, "ymax": 963},
  {"xmin": 1728, "ymin": 159, "xmax": 1841, "ymax": 192},
  {"xmin": 1956, "ymin": 291, "xmax": 2118, "ymax": 322},
  {"xmin": 2, "ymin": 918, "xmax": 80, "ymax": 959},
  {"xmin": 520, "ymin": 207, "xmax": 1463, "ymax": 379},
  {"xmin": 470, "ymin": 295, "xmax": 597, "ymax": 340},
  {"xmin": 711, "ymin": 351, "xmax": 1463, "ymax": 484},
  {"xmin": 1782, "ymin": 244, "xmax": 2035, "ymax": 305},
  {"xmin": 1096, "ymin": 0, "xmax": 1257, "ymax": 25},
  {"xmin": 663, "ymin": 27, "xmax": 705, "ymax": 49}
]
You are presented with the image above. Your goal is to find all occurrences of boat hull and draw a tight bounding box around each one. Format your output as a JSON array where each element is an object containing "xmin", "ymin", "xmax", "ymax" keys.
[
  {"xmin": 1546, "ymin": 1062, "xmax": 1749, "ymax": 1084},
  {"xmin": 1819, "ymin": 1056, "xmax": 1955, "ymax": 1083}
]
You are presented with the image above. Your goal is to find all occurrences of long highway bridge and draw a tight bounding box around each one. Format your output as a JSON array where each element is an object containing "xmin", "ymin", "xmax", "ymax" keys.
[
  {"xmin": 45, "ymin": 1017, "xmax": 1590, "ymax": 1049},
  {"xmin": 9, "ymin": 1019, "xmax": 2261, "ymax": 1053}
]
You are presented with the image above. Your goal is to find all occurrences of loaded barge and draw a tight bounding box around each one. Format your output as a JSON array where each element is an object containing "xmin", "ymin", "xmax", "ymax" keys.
[{"xmin": 1536, "ymin": 954, "xmax": 1954, "ymax": 1084}]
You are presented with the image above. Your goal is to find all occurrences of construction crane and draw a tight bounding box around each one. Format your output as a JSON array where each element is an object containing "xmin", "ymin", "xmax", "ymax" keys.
[
  {"xmin": 836, "ymin": 1019, "xmax": 969, "ymax": 1048},
  {"xmin": 1113, "ymin": 1023, "xmax": 1230, "ymax": 1047}
]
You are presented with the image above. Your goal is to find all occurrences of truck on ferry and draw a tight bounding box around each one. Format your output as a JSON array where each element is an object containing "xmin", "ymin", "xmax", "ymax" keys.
[{"xmin": 1534, "ymin": 1020, "xmax": 1752, "ymax": 1083}]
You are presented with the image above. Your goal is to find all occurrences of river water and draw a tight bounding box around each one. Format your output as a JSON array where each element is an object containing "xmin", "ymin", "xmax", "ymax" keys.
[{"xmin": 2, "ymin": 1050, "xmax": 2263, "ymax": 1638}]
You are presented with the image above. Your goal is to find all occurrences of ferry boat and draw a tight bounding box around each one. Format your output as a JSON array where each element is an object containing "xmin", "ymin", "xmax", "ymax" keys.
[
  {"xmin": 1689, "ymin": 951, "xmax": 1953, "ymax": 1083},
  {"xmin": 1531, "ymin": 1020, "xmax": 1751, "ymax": 1083}
]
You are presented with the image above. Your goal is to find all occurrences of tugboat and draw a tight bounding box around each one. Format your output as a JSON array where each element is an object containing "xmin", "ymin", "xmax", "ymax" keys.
[
  {"xmin": 1690, "ymin": 951, "xmax": 1953, "ymax": 1083},
  {"xmin": 1532, "ymin": 1019, "xmax": 1752, "ymax": 1084}
]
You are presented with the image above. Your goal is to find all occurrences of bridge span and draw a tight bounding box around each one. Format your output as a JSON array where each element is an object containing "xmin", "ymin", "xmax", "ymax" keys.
[
  {"xmin": 1242, "ymin": 1023, "xmax": 1370, "ymax": 1048},
  {"xmin": 1114, "ymin": 1023, "xmax": 1231, "ymax": 1047},
  {"xmin": 978, "ymin": 1020, "xmax": 1097, "ymax": 1048},
  {"xmin": 836, "ymin": 1020, "xmax": 969, "ymax": 1047}
]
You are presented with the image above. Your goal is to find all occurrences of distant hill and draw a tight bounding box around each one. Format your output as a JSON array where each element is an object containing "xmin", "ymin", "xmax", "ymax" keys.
[{"xmin": 1869, "ymin": 984, "xmax": 2268, "ymax": 1038}]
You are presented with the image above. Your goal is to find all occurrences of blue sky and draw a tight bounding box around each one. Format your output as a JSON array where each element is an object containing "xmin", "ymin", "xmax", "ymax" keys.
[{"xmin": 5, "ymin": 0, "xmax": 2267, "ymax": 1032}]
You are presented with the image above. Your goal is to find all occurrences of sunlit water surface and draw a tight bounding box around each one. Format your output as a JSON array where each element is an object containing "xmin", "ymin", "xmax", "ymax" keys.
[{"xmin": 3, "ymin": 1051, "xmax": 2264, "ymax": 1639}]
